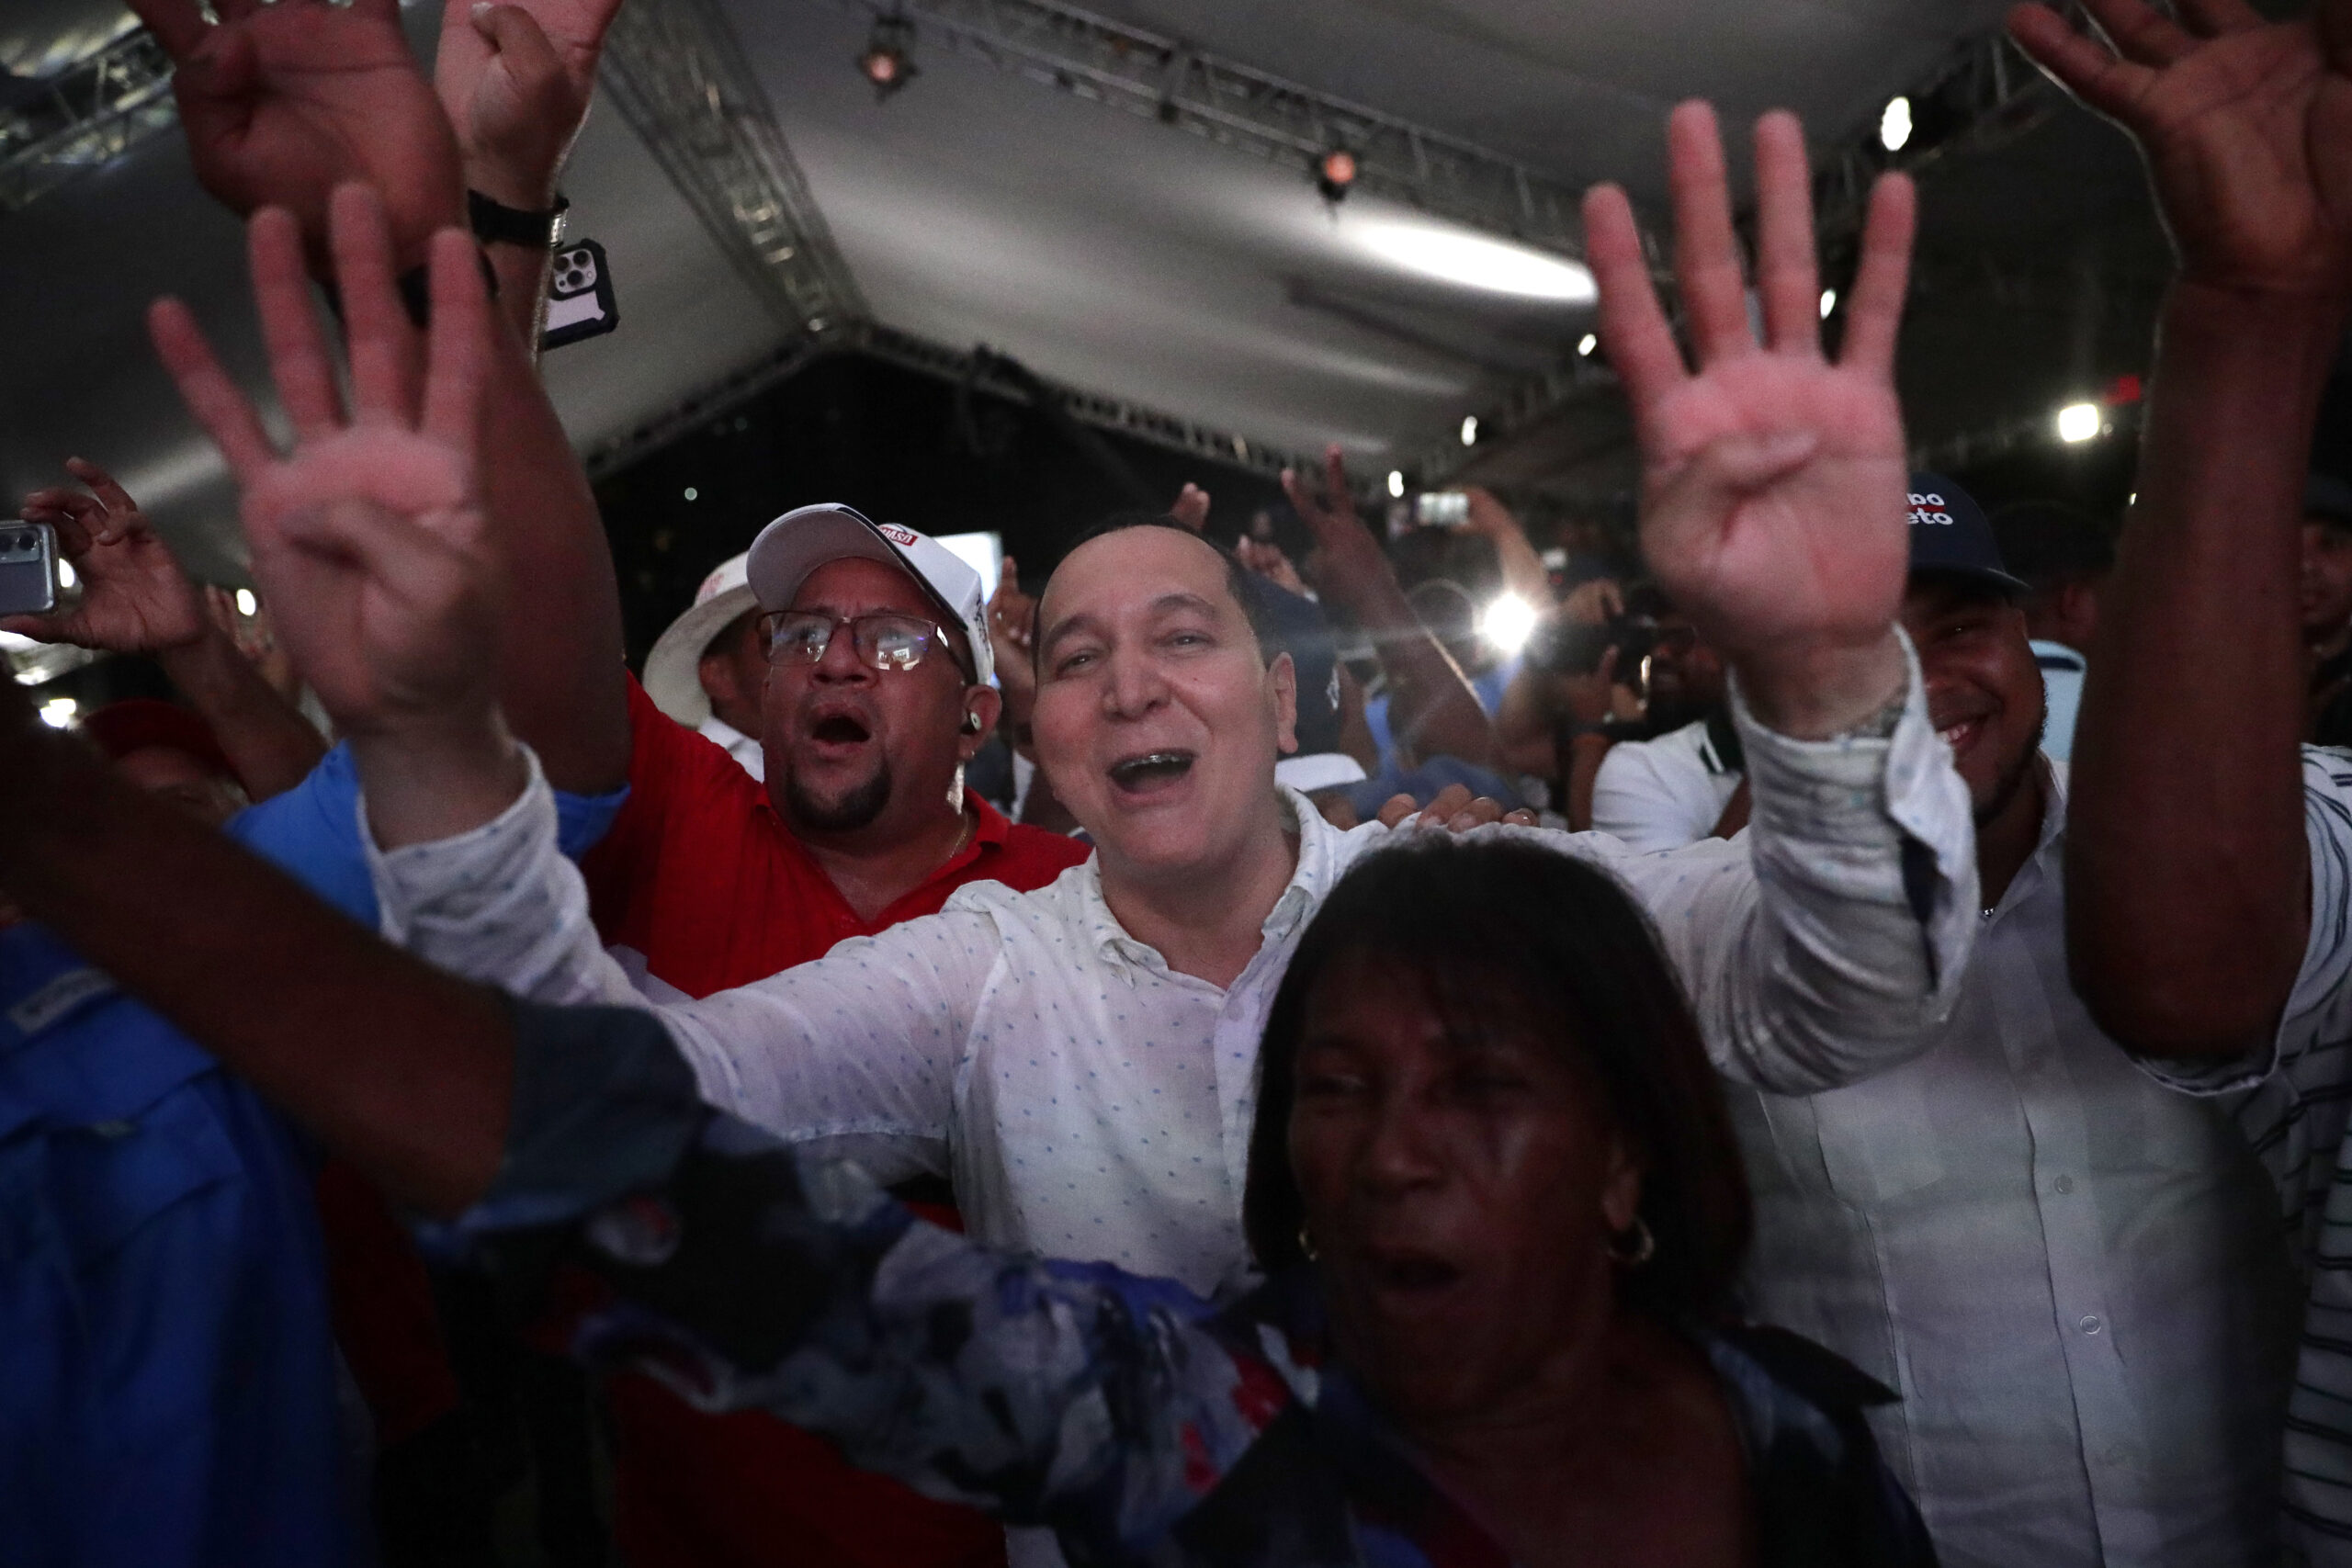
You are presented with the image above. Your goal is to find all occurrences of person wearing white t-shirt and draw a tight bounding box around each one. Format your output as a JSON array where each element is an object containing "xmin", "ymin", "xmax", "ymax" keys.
[{"xmin": 1590, "ymin": 592, "xmax": 1746, "ymax": 851}]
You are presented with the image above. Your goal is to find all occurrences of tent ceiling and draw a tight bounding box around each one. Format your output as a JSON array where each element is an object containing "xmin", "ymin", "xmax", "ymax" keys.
[{"xmin": 1, "ymin": 0, "xmax": 2167, "ymax": 581}]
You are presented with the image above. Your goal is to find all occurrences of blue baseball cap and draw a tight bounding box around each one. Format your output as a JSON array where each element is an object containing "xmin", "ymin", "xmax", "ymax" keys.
[{"xmin": 1907, "ymin": 473, "xmax": 2028, "ymax": 596}]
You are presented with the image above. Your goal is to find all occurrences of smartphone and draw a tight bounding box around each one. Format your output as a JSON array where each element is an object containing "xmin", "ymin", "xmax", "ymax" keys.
[
  {"xmin": 0, "ymin": 522, "xmax": 59, "ymax": 617},
  {"xmin": 1414, "ymin": 491, "xmax": 1469, "ymax": 528}
]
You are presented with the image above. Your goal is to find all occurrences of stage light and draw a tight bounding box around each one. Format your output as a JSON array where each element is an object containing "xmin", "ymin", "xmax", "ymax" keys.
[
  {"xmin": 1317, "ymin": 147, "xmax": 1359, "ymax": 203},
  {"xmin": 2056, "ymin": 402, "xmax": 2102, "ymax": 444},
  {"xmin": 857, "ymin": 14, "xmax": 918, "ymax": 100},
  {"xmin": 1460, "ymin": 415, "xmax": 1478, "ymax": 446},
  {"xmin": 684, "ymin": 487, "xmax": 698, "ymax": 502},
  {"xmin": 1577, "ymin": 332, "xmax": 1598, "ymax": 356},
  {"xmin": 40, "ymin": 696, "xmax": 76, "ymax": 729},
  {"xmin": 1881, "ymin": 96, "xmax": 1913, "ymax": 153},
  {"xmin": 1481, "ymin": 593, "xmax": 1539, "ymax": 656},
  {"xmin": 1386, "ymin": 469, "xmax": 1406, "ymax": 500},
  {"xmin": 1819, "ymin": 288, "xmax": 1838, "ymax": 320},
  {"xmin": 234, "ymin": 588, "xmax": 257, "ymax": 617},
  {"xmin": 1357, "ymin": 220, "xmax": 1596, "ymax": 302}
]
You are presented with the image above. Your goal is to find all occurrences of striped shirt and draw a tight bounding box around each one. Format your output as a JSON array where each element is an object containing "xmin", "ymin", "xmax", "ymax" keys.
[{"xmin": 2134, "ymin": 748, "xmax": 2352, "ymax": 1562}]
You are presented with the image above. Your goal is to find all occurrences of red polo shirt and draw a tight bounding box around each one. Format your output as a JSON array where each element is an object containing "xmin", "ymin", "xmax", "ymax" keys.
[{"xmin": 581, "ymin": 676, "xmax": 1088, "ymax": 1568}]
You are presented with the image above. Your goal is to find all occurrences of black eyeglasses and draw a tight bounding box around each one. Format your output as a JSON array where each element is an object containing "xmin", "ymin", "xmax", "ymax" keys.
[{"xmin": 760, "ymin": 610, "xmax": 971, "ymax": 678}]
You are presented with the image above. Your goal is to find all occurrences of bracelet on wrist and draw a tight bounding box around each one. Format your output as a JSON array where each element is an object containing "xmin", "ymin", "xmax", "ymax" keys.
[{"xmin": 468, "ymin": 188, "xmax": 570, "ymax": 249}]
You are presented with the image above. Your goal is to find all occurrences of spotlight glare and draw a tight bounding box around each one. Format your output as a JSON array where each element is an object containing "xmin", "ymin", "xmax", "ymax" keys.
[
  {"xmin": 1480, "ymin": 593, "xmax": 1540, "ymax": 656},
  {"xmin": 1317, "ymin": 147, "xmax": 1359, "ymax": 202},
  {"xmin": 684, "ymin": 486, "xmax": 699, "ymax": 502},
  {"xmin": 2056, "ymin": 401, "xmax": 2102, "ymax": 444},
  {"xmin": 1818, "ymin": 288, "xmax": 1838, "ymax": 320},
  {"xmin": 857, "ymin": 15, "xmax": 918, "ymax": 99},
  {"xmin": 1577, "ymin": 332, "xmax": 1599, "ymax": 356},
  {"xmin": 234, "ymin": 587, "xmax": 257, "ymax": 617},
  {"xmin": 1386, "ymin": 469, "xmax": 1406, "ymax": 500},
  {"xmin": 1460, "ymin": 415, "xmax": 1479, "ymax": 447},
  {"xmin": 1356, "ymin": 220, "xmax": 1596, "ymax": 302},
  {"xmin": 39, "ymin": 696, "xmax": 76, "ymax": 729},
  {"xmin": 1881, "ymin": 96, "xmax": 1913, "ymax": 153}
]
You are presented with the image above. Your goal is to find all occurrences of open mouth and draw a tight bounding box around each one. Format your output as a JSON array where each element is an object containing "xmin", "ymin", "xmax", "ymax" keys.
[
  {"xmin": 1107, "ymin": 750, "xmax": 1195, "ymax": 795},
  {"xmin": 808, "ymin": 714, "xmax": 872, "ymax": 747},
  {"xmin": 1357, "ymin": 1247, "xmax": 1466, "ymax": 1301},
  {"xmin": 1937, "ymin": 717, "xmax": 1985, "ymax": 755}
]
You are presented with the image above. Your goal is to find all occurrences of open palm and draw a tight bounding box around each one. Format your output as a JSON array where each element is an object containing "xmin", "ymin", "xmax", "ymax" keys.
[
  {"xmin": 149, "ymin": 190, "xmax": 499, "ymax": 741},
  {"xmin": 1587, "ymin": 104, "xmax": 1917, "ymax": 666},
  {"xmin": 131, "ymin": 0, "xmax": 462, "ymax": 257},
  {"xmin": 2013, "ymin": 0, "xmax": 2352, "ymax": 295}
]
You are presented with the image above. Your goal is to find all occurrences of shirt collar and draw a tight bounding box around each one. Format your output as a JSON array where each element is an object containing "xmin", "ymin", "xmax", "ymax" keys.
[
  {"xmin": 698, "ymin": 713, "xmax": 753, "ymax": 753},
  {"xmin": 1080, "ymin": 784, "xmax": 1332, "ymax": 974}
]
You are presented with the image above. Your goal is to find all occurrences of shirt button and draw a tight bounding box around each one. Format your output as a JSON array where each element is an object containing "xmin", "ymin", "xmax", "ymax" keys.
[
  {"xmin": 2078, "ymin": 1314, "xmax": 2102, "ymax": 1335},
  {"xmin": 2053, "ymin": 1175, "xmax": 2075, "ymax": 1194}
]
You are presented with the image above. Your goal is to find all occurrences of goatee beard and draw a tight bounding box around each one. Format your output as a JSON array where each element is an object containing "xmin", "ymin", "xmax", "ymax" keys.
[{"xmin": 785, "ymin": 763, "xmax": 893, "ymax": 833}]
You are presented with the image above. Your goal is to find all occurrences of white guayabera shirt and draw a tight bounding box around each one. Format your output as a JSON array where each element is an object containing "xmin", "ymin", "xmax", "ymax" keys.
[{"xmin": 368, "ymin": 650, "xmax": 1977, "ymax": 1568}]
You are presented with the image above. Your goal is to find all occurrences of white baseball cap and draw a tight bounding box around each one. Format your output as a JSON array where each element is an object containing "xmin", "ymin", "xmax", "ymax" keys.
[
  {"xmin": 744, "ymin": 503, "xmax": 994, "ymax": 688},
  {"xmin": 643, "ymin": 552, "xmax": 760, "ymax": 727}
]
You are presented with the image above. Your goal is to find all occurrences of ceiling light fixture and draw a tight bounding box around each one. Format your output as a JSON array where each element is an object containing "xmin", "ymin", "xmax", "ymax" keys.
[
  {"xmin": 1460, "ymin": 415, "xmax": 1479, "ymax": 446},
  {"xmin": 857, "ymin": 13, "xmax": 919, "ymax": 101},
  {"xmin": 1386, "ymin": 469, "xmax": 1406, "ymax": 500},
  {"xmin": 1317, "ymin": 147, "xmax": 1359, "ymax": 204},
  {"xmin": 2056, "ymin": 401, "xmax": 2102, "ymax": 444},
  {"xmin": 1881, "ymin": 96, "xmax": 1913, "ymax": 153},
  {"xmin": 1577, "ymin": 332, "xmax": 1598, "ymax": 356},
  {"xmin": 1355, "ymin": 220, "xmax": 1597, "ymax": 303}
]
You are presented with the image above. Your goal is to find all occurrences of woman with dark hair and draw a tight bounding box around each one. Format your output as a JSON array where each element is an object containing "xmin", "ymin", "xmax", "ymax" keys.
[{"xmin": 417, "ymin": 835, "xmax": 1933, "ymax": 1568}]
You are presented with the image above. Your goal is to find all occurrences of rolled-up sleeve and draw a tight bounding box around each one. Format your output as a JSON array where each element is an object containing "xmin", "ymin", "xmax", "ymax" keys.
[
  {"xmin": 1588, "ymin": 628, "xmax": 1977, "ymax": 1094},
  {"xmin": 363, "ymin": 749, "xmax": 997, "ymax": 1186}
]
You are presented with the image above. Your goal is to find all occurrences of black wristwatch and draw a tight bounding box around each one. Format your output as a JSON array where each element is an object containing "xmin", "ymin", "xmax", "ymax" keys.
[{"xmin": 468, "ymin": 188, "xmax": 571, "ymax": 249}]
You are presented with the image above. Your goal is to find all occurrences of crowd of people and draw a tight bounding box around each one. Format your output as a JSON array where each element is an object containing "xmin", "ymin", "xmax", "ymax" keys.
[{"xmin": 10, "ymin": 0, "xmax": 2352, "ymax": 1564}]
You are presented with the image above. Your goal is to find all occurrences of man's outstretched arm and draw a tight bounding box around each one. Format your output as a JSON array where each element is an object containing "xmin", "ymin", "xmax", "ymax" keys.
[
  {"xmin": 0, "ymin": 673, "xmax": 509, "ymax": 1218},
  {"xmin": 2010, "ymin": 0, "xmax": 2352, "ymax": 1054}
]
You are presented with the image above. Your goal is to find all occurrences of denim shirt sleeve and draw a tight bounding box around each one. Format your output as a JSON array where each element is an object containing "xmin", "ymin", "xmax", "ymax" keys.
[{"xmin": 451, "ymin": 998, "xmax": 1302, "ymax": 1558}]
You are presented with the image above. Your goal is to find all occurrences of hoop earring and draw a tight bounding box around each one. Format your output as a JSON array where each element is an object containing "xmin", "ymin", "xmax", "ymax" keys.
[
  {"xmin": 1297, "ymin": 1224, "xmax": 1319, "ymax": 1263},
  {"xmin": 1607, "ymin": 1215, "xmax": 1655, "ymax": 1269}
]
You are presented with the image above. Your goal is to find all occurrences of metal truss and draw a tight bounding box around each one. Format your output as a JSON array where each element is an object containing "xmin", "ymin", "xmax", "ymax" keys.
[
  {"xmin": 583, "ymin": 318, "xmax": 1321, "ymax": 485},
  {"xmin": 1408, "ymin": 16, "xmax": 2086, "ymax": 492},
  {"xmin": 598, "ymin": 0, "xmax": 867, "ymax": 339},
  {"xmin": 0, "ymin": 27, "xmax": 175, "ymax": 211},
  {"xmin": 831, "ymin": 0, "xmax": 1588, "ymax": 255}
]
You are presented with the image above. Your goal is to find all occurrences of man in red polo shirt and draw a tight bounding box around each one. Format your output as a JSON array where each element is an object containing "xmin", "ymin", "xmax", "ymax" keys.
[{"xmin": 582, "ymin": 504, "xmax": 1087, "ymax": 1568}]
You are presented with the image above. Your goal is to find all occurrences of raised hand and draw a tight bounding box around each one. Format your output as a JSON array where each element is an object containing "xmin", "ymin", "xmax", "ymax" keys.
[
  {"xmin": 1170, "ymin": 482, "xmax": 1212, "ymax": 534},
  {"xmin": 5, "ymin": 459, "xmax": 209, "ymax": 655},
  {"xmin": 149, "ymin": 186, "xmax": 498, "ymax": 759},
  {"xmin": 1236, "ymin": 536, "xmax": 1308, "ymax": 597},
  {"xmin": 987, "ymin": 556, "xmax": 1039, "ymax": 741},
  {"xmin": 1585, "ymin": 104, "xmax": 1915, "ymax": 737},
  {"xmin": 2010, "ymin": 0, "xmax": 2352, "ymax": 298},
  {"xmin": 130, "ymin": 0, "xmax": 462, "ymax": 263},
  {"xmin": 435, "ymin": 0, "xmax": 624, "ymax": 209}
]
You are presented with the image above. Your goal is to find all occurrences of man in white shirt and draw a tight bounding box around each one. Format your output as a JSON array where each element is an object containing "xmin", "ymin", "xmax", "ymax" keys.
[
  {"xmin": 164, "ymin": 104, "xmax": 1975, "ymax": 1568},
  {"xmin": 1728, "ymin": 475, "xmax": 2297, "ymax": 1566},
  {"xmin": 642, "ymin": 552, "xmax": 767, "ymax": 781},
  {"xmin": 1590, "ymin": 586, "xmax": 1745, "ymax": 851}
]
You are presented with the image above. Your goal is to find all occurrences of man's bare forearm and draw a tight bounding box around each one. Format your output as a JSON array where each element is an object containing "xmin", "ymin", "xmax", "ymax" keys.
[
  {"xmin": 2067, "ymin": 282, "xmax": 2344, "ymax": 1053},
  {"xmin": 159, "ymin": 626, "xmax": 328, "ymax": 799},
  {"xmin": 0, "ymin": 719, "xmax": 512, "ymax": 1215},
  {"xmin": 479, "ymin": 323, "xmax": 632, "ymax": 792}
]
